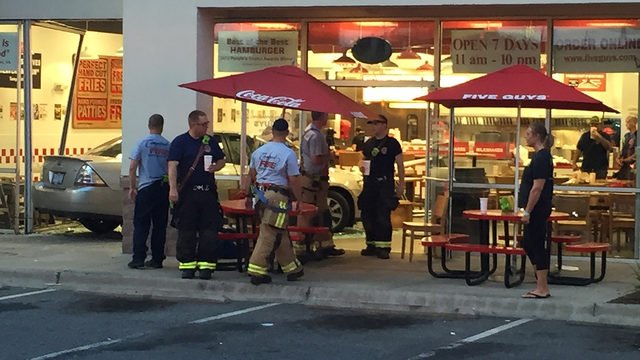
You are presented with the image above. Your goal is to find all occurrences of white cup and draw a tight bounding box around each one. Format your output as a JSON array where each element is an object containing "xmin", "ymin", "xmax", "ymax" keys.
[
  {"xmin": 204, "ymin": 155, "xmax": 213, "ymax": 171},
  {"xmin": 479, "ymin": 197, "xmax": 488, "ymax": 214},
  {"xmin": 589, "ymin": 172, "xmax": 596, "ymax": 184},
  {"xmin": 360, "ymin": 160, "xmax": 371, "ymax": 175}
]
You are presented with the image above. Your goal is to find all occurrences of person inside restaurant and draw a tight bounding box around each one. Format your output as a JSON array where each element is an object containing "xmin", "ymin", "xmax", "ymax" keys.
[
  {"xmin": 614, "ymin": 115, "xmax": 637, "ymax": 180},
  {"xmin": 351, "ymin": 126, "xmax": 366, "ymax": 152},
  {"xmin": 572, "ymin": 117, "xmax": 612, "ymax": 179}
]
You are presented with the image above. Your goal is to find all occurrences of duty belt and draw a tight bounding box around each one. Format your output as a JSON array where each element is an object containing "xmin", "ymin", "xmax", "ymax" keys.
[
  {"xmin": 365, "ymin": 175, "xmax": 390, "ymax": 182},
  {"xmin": 301, "ymin": 171, "xmax": 329, "ymax": 181},
  {"xmin": 256, "ymin": 183, "xmax": 290, "ymax": 197}
]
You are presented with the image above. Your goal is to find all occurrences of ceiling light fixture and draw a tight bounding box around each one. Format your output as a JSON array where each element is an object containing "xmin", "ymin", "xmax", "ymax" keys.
[
  {"xmin": 397, "ymin": 22, "xmax": 422, "ymax": 60},
  {"xmin": 397, "ymin": 48, "xmax": 421, "ymax": 60},
  {"xmin": 349, "ymin": 63, "xmax": 369, "ymax": 74},
  {"xmin": 381, "ymin": 59, "xmax": 398, "ymax": 68},
  {"xmin": 416, "ymin": 60, "xmax": 433, "ymax": 71},
  {"xmin": 333, "ymin": 50, "xmax": 357, "ymax": 68}
]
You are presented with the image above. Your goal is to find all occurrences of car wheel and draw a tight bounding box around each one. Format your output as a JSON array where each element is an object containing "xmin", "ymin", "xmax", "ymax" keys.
[
  {"xmin": 327, "ymin": 189, "xmax": 351, "ymax": 233},
  {"xmin": 79, "ymin": 218, "xmax": 121, "ymax": 234}
]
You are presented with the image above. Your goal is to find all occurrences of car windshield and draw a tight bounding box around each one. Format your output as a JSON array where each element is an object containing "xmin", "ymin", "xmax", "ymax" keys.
[{"xmin": 85, "ymin": 137, "xmax": 122, "ymax": 158}]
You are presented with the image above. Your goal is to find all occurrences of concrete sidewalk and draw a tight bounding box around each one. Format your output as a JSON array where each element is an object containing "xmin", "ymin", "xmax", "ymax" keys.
[{"xmin": 1, "ymin": 232, "xmax": 639, "ymax": 327}]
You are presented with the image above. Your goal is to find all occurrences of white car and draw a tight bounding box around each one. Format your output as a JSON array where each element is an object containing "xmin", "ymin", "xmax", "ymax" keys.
[{"xmin": 33, "ymin": 134, "xmax": 362, "ymax": 233}]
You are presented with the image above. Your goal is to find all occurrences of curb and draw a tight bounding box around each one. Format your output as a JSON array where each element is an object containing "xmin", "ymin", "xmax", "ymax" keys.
[{"xmin": 1, "ymin": 269, "xmax": 639, "ymax": 327}]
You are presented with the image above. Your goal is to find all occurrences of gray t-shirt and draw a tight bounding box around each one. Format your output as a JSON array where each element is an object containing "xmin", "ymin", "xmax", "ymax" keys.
[
  {"xmin": 129, "ymin": 134, "xmax": 170, "ymax": 190},
  {"xmin": 301, "ymin": 123, "xmax": 328, "ymax": 176}
]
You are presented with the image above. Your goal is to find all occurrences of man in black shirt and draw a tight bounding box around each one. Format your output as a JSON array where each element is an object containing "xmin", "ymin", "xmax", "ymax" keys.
[
  {"xmin": 572, "ymin": 118, "xmax": 612, "ymax": 179},
  {"xmin": 351, "ymin": 127, "xmax": 366, "ymax": 152},
  {"xmin": 357, "ymin": 115, "xmax": 405, "ymax": 259}
]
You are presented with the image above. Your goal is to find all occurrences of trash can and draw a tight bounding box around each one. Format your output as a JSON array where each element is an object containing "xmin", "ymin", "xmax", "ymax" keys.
[{"xmin": 449, "ymin": 167, "xmax": 488, "ymax": 242}]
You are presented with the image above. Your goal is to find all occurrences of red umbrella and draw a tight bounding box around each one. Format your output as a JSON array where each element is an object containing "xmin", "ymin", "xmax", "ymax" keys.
[
  {"xmin": 414, "ymin": 64, "xmax": 618, "ymax": 218},
  {"xmin": 415, "ymin": 64, "xmax": 618, "ymax": 113},
  {"xmin": 179, "ymin": 65, "xmax": 375, "ymax": 119}
]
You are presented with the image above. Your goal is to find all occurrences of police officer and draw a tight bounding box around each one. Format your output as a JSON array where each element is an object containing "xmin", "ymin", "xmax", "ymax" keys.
[
  {"xmin": 299, "ymin": 111, "xmax": 345, "ymax": 259},
  {"xmin": 127, "ymin": 114, "xmax": 170, "ymax": 269},
  {"xmin": 168, "ymin": 110, "xmax": 226, "ymax": 280},
  {"xmin": 358, "ymin": 114, "xmax": 404, "ymax": 259},
  {"xmin": 246, "ymin": 118, "xmax": 304, "ymax": 285}
]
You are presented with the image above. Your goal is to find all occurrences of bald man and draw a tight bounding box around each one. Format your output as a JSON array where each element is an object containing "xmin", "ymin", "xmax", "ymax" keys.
[{"xmin": 615, "ymin": 115, "xmax": 638, "ymax": 180}]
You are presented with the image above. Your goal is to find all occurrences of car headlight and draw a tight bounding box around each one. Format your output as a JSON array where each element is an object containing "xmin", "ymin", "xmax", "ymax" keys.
[{"xmin": 74, "ymin": 164, "xmax": 107, "ymax": 186}]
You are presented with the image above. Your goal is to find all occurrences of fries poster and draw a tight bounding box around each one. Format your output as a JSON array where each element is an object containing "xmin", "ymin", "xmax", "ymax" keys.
[{"xmin": 72, "ymin": 56, "xmax": 122, "ymax": 129}]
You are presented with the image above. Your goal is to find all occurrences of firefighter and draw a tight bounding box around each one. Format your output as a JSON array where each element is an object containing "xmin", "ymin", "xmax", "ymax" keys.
[
  {"xmin": 299, "ymin": 111, "xmax": 345, "ymax": 259},
  {"xmin": 358, "ymin": 114, "xmax": 404, "ymax": 259},
  {"xmin": 246, "ymin": 118, "xmax": 304, "ymax": 285},
  {"xmin": 168, "ymin": 110, "xmax": 226, "ymax": 280}
]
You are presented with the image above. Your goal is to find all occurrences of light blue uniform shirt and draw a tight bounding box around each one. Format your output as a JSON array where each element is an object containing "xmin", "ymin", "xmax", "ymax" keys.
[
  {"xmin": 250, "ymin": 141, "xmax": 300, "ymax": 187},
  {"xmin": 129, "ymin": 134, "xmax": 170, "ymax": 190},
  {"xmin": 301, "ymin": 123, "xmax": 329, "ymax": 175}
]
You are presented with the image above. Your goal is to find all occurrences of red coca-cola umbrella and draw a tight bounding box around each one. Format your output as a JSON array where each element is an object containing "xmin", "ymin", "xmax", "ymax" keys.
[
  {"xmin": 180, "ymin": 65, "xmax": 375, "ymax": 188},
  {"xmin": 414, "ymin": 64, "xmax": 618, "ymax": 216},
  {"xmin": 179, "ymin": 65, "xmax": 375, "ymax": 119}
]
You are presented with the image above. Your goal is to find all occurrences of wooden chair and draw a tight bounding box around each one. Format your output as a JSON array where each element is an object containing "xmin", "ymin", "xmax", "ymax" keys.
[
  {"xmin": 603, "ymin": 193, "xmax": 635, "ymax": 252},
  {"xmin": 401, "ymin": 193, "xmax": 447, "ymax": 262},
  {"xmin": 553, "ymin": 194, "xmax": 592, "ymax": 241}
]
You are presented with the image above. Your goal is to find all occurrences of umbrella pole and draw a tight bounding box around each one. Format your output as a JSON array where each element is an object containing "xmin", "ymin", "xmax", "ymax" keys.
[
  {"xmin": 240, "ymin": 102, "xmax": 248, "ymax": 191},
  {"xmin": 424, "ymin": 102, "xmax": 431, "ymax": 223},
  {"xmin": 514, "ymin": 105, "xmax": 521, "ymax": 214},
  {"xmin": 447, "ymin": 108, "xmax": 455, "ymax": 235}
]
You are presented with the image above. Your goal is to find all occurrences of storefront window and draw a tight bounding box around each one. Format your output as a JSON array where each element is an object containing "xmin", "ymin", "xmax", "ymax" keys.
[
  {"xmin": 307, "ymin": 21, "xmax": 435, "ymax": 82},
  {"xmin": 436, "ymin": 20, "xmax": 549, "ymax": 217}
]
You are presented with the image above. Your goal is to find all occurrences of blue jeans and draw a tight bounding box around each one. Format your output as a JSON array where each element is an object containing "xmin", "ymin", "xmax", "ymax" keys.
[{"xmin": 132, "ymin": 181, "xmax": 169, "ymax": 262}]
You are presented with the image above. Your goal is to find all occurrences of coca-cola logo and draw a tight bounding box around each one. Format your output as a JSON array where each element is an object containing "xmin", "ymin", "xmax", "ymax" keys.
[{"xmin": 236, "ymin": 90, "xmax": 305, "ymax": 108}]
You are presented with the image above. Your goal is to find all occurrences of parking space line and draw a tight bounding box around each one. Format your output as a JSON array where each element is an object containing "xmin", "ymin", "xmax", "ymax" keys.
[
  {"xmin": 29, "ymin": 339, "xmax": 124, "ymax": 360},
  {"xmin": 28, "ymin": 302, "xmax": 280, "ymax": 360},
  {"xmin": 0, "ymin": 288, "xmax": 56, "ymax": 301},
  {"xmin": 190, "ymin": 302, "xmax": 281, "ymax": 324},
  {"xmin": 407, "ymin": 318, "xmax": 533, "ymax": 359}
]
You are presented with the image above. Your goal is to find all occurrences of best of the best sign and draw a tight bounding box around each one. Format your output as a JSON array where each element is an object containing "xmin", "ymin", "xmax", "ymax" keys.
[
  {"xmin": 554, "ymin": 28, "xmax": 640, "ymax": 73},
  {"xmin": 450, "ymin": 30, "xmax": 541, "ymax": 73},
  {"xmin": 217, "ymin": 31, "xmax": 298, "ymax": 72}
]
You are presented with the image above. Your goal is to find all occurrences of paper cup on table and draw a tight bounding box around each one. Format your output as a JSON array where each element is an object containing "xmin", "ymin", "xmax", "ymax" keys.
[
  {"xmin": 589, "ymin": 172, "xmax": 597, "ymax": 184},
  {"xmin": 479, "ymin": 197, "xmax": 488, "ymax": 214},
  {"xmin": 203, "ymin": 155, "xmax": 213, "ymax": 171},
  {"xmin": 360, "ymin": 160, "xmax": 371, "ymax": 175}
]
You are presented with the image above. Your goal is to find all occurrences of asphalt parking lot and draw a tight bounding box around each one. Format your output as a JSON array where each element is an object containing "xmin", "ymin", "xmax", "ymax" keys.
[{"xmin": 2, "ymin": 286, "xmax": 639, "ymax": 360}]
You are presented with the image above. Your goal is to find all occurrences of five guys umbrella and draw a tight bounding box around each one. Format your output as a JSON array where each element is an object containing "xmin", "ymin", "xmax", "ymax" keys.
[{"xmin": 415, "ymin": 64, "xmax": 618, "ymax": 221}]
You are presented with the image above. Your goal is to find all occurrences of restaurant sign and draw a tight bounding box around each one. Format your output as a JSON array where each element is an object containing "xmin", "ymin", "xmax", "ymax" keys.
[
  {"xmin": 72, "ymin": 56, "xmax": 122, "ymax": 129},
  {"xmin": 563, "ymin": 73, "xmax": 606, "ymax": 92},
  {"xmin": 218, "ymin": 31, "xmax": 298, "ymax": 72},
  {"xmin": 450, "ymin": 30, "xmax": 541, "ymax": 73},
  {"xmin": 473, "ymin": 141, "xmax": 509, "ymax": 159},
  {"xmin": 0, "ymin": 32, "xmax": 18, "ymax": 71},
  {"xmin": 554, "ymin": 28, "xmax": 640, "ymax": 73}
]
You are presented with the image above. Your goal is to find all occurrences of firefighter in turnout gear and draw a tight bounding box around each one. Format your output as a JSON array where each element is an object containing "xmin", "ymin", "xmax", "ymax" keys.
[
  {"xmin": 168, "ymin": 110, "xmax": 226, "ymax": 280},
  {"xmin": 246, "ymin": 118, "xmax": 304, "ymax": 285},
  {"xmin": 299, "ymin": 111, "xmax": 345, "ymax": 259},
  {"xmin": 358, "ymin": 114, "xmax": 404, "ymax": 259}
]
